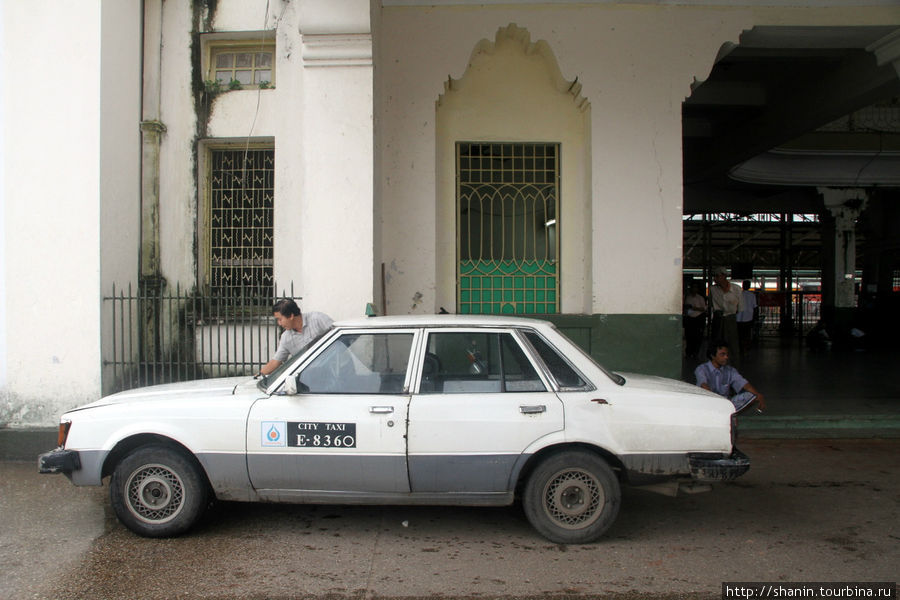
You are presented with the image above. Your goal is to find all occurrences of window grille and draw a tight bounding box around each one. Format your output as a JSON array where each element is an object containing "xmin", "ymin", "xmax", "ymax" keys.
[
  {"xmin": 457, "ymin": 142, "xmax": 560, "ymax": 314},
  {"xmin": 683, "ymin": 213, "xmax": 820, "ymax": 223},
  {"xmin": 207, "ymin": 148, "xmax": 274, "ymax": 299}
]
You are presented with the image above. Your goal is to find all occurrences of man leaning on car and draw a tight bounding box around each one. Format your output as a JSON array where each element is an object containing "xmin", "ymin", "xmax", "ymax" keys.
[{"xmin": 259, "ymin": 299, "xmax": 333, "ymax": 376}]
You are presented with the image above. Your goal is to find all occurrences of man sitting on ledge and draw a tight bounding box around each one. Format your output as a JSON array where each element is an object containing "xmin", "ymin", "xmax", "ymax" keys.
[{"xmin": 694, "ymin": 340, "xmax": 766, "ymax": 414}]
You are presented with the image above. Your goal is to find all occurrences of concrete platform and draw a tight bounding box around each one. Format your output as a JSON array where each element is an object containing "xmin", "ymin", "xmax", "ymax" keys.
[{"xmin": 683, "ymin": 336, "xmax": 900, "ymax": 439}]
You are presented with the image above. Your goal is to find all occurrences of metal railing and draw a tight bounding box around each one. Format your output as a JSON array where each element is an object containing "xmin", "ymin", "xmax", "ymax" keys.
[
  {"xmin": 103, "ymin": 282, "xmax": 299, "ymax": 394},
  {"xmin": 758, "ymin": 292, "xmax": 823, "ymax": 338}
]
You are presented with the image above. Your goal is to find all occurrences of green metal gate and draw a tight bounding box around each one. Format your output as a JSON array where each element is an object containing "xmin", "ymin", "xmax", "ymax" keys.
[{"xmin": 457, "ymin": 142, "xmax": 559, "ymax": 314}]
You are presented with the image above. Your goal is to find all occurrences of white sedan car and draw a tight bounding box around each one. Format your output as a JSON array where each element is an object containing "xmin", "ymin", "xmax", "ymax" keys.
[{"xmin": 40, "ymin": 315, "xmax": 748, "ymax": 544}]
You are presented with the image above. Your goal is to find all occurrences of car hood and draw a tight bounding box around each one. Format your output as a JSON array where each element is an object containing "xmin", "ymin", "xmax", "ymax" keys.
[
  {"xmin": 616, "ymin": 372, "xmax": 723, "ymax": 400},
  {"xmin": 68, "ymin": 376, "xmax": 252, "ymax": 412}
]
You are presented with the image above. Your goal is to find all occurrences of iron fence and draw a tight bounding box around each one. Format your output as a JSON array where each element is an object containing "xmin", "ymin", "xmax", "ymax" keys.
[
  {"xmin": 103, "ymin": 282, "xmax": 299, "ymax": 394},
  {"xmin": 757, "ymin": 291, "xmax": 823, "ymax": 338}
]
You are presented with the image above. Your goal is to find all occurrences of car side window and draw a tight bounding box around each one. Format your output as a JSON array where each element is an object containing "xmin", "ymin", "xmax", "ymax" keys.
[
  {"xmin": 298, "ymin": 333, "xmax": 413, "ymax": 394},
  {"xmin": 419, "ymin": 332, "xmax": 546, "ymax": 394},
  {"xmin": 524, "ymin": 331, "xmax": 588, "ymax": 389}
]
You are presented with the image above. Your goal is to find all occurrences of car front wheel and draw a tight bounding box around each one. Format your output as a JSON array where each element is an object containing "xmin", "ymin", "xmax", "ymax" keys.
[
  {"xmin": 109, "ymin": 444, "xmax": 208, "ymax": 537},
  {"xmin": 522, "ymin": 450, "xmax": 621, "ymax": 544}
]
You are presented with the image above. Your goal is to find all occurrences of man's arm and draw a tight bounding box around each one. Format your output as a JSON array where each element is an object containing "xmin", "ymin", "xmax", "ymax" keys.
[
  {"xmin": 741, "ymin": 382, "xmax": 766, "ymax": 410},
  {"xmin": 694, "ymin": 364, "xmax": 712, "ymax": 391},
  {"xmin": 260, "ymin": 330, "xmax": 292, "ymax": 376},
  {"xmin": 259, "ymin": 358, "xmax": 282, "ymax": 376}
]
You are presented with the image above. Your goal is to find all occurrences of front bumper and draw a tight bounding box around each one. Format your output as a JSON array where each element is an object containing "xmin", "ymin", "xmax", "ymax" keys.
[
  {"xmin": 38, "ymin": 448, "xmax": 81, "ymax": 475},
  {"xmin": 688, "ymin": 448, "xmax": 750, "ymax": 481}
]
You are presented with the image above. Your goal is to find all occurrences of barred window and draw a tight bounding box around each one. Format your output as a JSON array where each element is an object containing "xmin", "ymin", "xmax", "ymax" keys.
[
  {"xmin": 457, "ymin": 142, "xmax": 560, "ymax": 315},
  {"xmin": 207, "ymin": 147, "xmax": 274, "ymax": 298}
]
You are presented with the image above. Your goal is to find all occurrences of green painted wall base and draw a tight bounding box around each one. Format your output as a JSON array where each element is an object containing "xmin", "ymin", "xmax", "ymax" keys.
[
  {"xmin": 737, "ymin": 415, "xmax": 900, "ymax": 439},
  {"xmin": 541, "ymin": 313, "xmax": 683, "ymax": 379}
]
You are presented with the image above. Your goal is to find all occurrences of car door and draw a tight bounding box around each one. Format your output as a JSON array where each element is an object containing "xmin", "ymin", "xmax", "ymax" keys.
[
  {"xmin": 247, "ymin": 329, "xmax": 417, "ymax": 495},
  {"xmin": 407, "ymin": 328, "xmax": 564, "ymax": 493}
]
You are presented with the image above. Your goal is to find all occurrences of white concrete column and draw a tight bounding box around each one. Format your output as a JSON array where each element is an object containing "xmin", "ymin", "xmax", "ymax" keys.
[
  {"xmin": 280, "ymin": 0, "xmax": 374, "ymax": 319},
  {"xmin": 100, "ymin": 0, "xmax": 142, "ymax": 394},
  {"xmin": 1, "ymin": 1, "xmax": 104, "ymax": 425},
  {"xmin": 820, "ymin": 187, "xmax": 867, "ymax": 308}
]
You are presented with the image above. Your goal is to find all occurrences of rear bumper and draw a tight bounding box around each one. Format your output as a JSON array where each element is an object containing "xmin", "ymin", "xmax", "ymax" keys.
[
  {"xmin": 38, "ymin": 448, "xmax": 81, "ymax": 475},
  {"xmin": 689, "ymin": 448, "xmax": 750, "ymax": 481}
]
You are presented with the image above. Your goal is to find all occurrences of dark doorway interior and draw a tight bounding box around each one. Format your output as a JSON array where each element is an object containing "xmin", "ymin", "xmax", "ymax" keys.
[{"xmin": 680, "ymin": 26, "xmax": 900, "ymax": 422}]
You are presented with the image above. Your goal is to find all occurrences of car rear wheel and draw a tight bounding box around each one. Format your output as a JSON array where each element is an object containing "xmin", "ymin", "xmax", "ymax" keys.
[
  {"xmin": 522, "ymin": 449, "xmax": 620, "ymax": 544},
  {"xmin": 109, "ymin": 444, "xmax": 208, "ymax": 537}
]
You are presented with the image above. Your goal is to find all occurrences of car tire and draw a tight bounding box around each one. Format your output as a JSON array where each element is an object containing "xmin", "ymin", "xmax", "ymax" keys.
[
  {"xmin": 109, "ymin": 444, "xmax": 208, "ymax": 538},
  {"xmin": 522, "ymin": 449, "xmax": 621, "ymax": 544}
]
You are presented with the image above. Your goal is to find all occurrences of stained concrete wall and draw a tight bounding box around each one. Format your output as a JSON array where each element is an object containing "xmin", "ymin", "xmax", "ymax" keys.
[{"xmin": 169, "ymin": 0, "xmax": 375, "ymax": 317}]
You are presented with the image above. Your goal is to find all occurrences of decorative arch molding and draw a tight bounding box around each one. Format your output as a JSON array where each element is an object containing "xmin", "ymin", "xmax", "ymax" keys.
[
  {"xmin": 437, "ymin": 23, "xmax": 589, "ymax": 113},
  {"xmin": 434, "ymin": 23, "xmax": 593, "ymax": 315}
]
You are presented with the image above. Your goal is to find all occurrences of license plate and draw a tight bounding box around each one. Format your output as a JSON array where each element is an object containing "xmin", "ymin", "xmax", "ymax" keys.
[{"xmin": 287, "ymin": 422, "xmax": 357, "ymax": 448}]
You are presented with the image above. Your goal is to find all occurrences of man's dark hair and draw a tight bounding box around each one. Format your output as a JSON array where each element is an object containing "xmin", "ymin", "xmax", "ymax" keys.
[
  {"xmin": 273, "ymin": 298, "xmax": 301, "ymax": 317},
  {"xmin": 708, "ymin": 339, "xmax": 729, "ymax": 359}
]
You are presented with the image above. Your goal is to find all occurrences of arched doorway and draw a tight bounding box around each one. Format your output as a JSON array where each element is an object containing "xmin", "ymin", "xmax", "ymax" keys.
[{"xmin": 435, "ymin": 24, "xmax": 592, "ymax": 315}]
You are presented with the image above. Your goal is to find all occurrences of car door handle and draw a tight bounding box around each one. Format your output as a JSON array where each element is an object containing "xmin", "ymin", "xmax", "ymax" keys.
[
  {"xmin": 369, "ymin": 406, "xmax": 394, "ymax": 414},
  {"xmin": 519, "ymin": 405, "xmax": 546, "ymax": 414}
]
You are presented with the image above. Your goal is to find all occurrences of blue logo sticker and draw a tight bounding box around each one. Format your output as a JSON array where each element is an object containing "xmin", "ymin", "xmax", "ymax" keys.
[{"xmin": 261, "ymin": 421, "xmax": 287, "ymax": 447}]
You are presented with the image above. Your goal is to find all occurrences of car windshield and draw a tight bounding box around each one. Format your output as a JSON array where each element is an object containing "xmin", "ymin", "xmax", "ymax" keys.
[
  {"xmin": 255, "ymin": 329, "xmax": 332, "ymax": 392},
  {"xmin": 256, "ymin": 359, "xmax": 294, "ymax": 391}
]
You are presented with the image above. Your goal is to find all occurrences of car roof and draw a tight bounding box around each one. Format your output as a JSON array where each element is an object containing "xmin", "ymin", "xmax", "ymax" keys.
[{"xmin": 333, "ymin": 314, "xmax": 554, "ymax": 329}]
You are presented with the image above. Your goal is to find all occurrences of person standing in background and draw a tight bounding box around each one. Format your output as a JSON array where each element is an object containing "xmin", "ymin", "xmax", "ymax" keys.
[
  {"xmin": 683, "ymin": 281, "xmax": 708, "ymax": 360},
  {"xmin": 709, "ymin": 266, "xmax": 743, "ymax": 367},
  {"xmin": 736, "ymin": 280, "xmax": 758, "ymax": 356}
]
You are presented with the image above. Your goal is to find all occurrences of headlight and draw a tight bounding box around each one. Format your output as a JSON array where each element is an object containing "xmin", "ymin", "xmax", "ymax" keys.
[{"xmin": 57, "ymin": 420, "xmax": 72, "ymax": 448}]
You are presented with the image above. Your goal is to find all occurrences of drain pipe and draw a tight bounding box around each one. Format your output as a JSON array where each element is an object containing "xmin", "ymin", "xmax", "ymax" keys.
[{"xmin": 139, "ymin": 0, "xmax": 166, "ymax": 372}]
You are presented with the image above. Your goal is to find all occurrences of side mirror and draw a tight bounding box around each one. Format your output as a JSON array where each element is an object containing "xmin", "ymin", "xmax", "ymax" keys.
[{"xmin": 283, "ymin": 374, "xmax": 310, "ymax": 395}]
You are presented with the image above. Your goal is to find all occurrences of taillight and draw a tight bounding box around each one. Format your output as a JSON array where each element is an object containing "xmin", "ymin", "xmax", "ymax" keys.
[
  {"xmin": 57, "ymin": 421, "xmax": 72, "ymax": 447},
  {"xmin": 730, "ymin": 413, "xmax": 738, "ymax": 447}
]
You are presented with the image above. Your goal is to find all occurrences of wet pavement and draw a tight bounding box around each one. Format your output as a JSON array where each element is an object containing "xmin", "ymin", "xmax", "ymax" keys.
[
  {"xmin": 2, "ymin": 438, "xmax": 898, "ymax": 600},
  {"xmin": 0, "ymin": 460, "xmax": 105, "ymax": 599}
]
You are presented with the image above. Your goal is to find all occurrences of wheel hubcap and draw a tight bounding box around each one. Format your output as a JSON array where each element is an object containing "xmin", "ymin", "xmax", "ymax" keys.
[
  {"xmin": 560, "ymin": 485, "xmax": 585, "ymax": 510},
  {"xmin": 543, "ymin": 468, "xmax": 604, "ymax": 530},
  {"xmin": 125, "ymin": 464, "xmax": 185, "ymax": 524}
]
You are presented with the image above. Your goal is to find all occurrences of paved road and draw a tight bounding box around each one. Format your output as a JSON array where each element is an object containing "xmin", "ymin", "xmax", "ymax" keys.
[{"xmin": 2, "ymin": 439, "xmax": 897, "ymax": 600}]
